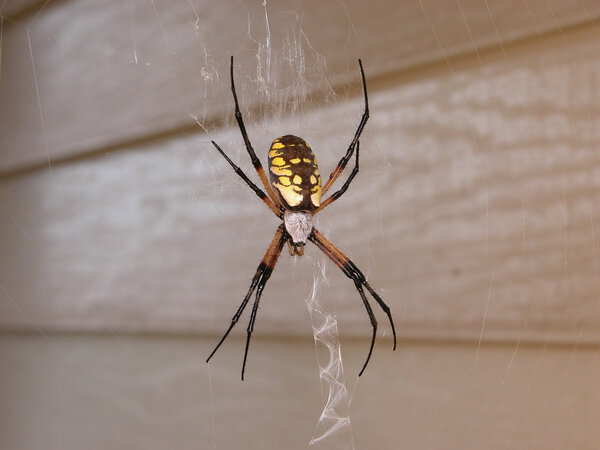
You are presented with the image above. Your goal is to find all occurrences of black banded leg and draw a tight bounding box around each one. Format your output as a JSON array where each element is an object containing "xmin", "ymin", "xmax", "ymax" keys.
[
  {"xmin": 322, "ymin": 59, "xmax": 369, "ymax": 195},
  {"xmin": 309, "ymin": 228, "xmax": 396, "ymax": 376},
  {"xmin": 211, "ymin": 140, "xmax": 282, "ymax": 218},
  {"xmin": 314, "ymin": 141, "xmax": 360, "ymax": 213},
  {"xmin": 206, "ymin": 225, "xmax": 288, "ymax": 380},
  {"xmin": 345, "ymin": 258, "xmax": 396, "ymax": 351},
  {"xmin": 242, "ymin": 268, "xmax": 270, "ymax": 380},
  {"xmin": 353, "ymin": 280, "xmax": 377, "ymax": 376},
  {"xmin": 205, "ymin": 263, "xmax": 267, "ymax": 363},
  {"xmin": 229, "ymin": 56, "xmax": 280, "ymax": 205}
]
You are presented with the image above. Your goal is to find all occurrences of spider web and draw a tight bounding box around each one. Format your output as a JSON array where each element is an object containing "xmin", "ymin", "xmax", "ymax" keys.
[
  {"xmin": 203, "ymin": 3, "xmax": 360, "ymax": 446},
  {"xmin": 304, "ymin": 254, "xmax": 354, "ymax": 448},
  {"xmin": 3, "ymin": 0, "xmax": 600, "ymax": 448},
  {"xmin": 252, "ymin": 4, "xmax": 357, "ymax": 446}
]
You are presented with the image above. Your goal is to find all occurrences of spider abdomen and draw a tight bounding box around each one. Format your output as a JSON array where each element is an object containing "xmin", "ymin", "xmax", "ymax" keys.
[{"xmin": 268, "ymin": 135, "xmax": 322, "ymax": 212}]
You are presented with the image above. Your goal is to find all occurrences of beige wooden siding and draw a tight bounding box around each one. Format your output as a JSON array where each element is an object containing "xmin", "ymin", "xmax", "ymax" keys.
[
  {"xmin": 3, "ymin": 2, "xmax": 600, "ymax": 449},
  {"xmin": 2, "ymin": 1, "xmax": 600, "ymax": 345},
  {"xmin": 2, "ymin": 335, "xmax": 599, "ymax": 449},
  {"xmin": 2, "ymin": 0, "xmax": 600, "ymax": 172}
]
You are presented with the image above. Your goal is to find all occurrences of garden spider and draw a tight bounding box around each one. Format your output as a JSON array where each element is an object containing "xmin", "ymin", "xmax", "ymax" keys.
[{"xmin": 206, "ymin": 56, "xmax": 396, "ymax": 380}]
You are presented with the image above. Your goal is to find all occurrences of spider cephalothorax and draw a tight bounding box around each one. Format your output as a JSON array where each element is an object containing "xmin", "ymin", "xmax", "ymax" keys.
[
  {"xmin": 282, "ymin": 210, "xmax": 312, "ymax": 255},
  {"xmin": 207, "ymin": 56, "xmax": 396, "ymax": 380}
]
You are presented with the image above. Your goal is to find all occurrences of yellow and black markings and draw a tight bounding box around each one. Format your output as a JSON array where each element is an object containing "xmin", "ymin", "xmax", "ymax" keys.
[{"xmin": 268, "ymin": 135, "xmax": 322, "ymax": 211}]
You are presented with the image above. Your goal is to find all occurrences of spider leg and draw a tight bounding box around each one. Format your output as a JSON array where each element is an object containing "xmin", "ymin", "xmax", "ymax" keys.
[
  {"xmin": 206, "ymin": 225, "xmax": 288, "ymax": 380},
  {"xmin": 211, "ymin": 140, "xmax": 282, "ymax": 218},
  {"xmin": 309, "ymin": 228, "xmax": 396, "ymax": 376},
  {"xmin": 242, "ymin": 262, "xmax": 271, "ymax": 381},
  {"xmin": 229, "ymin": 56, "xmax": 281, "ymax": 206},
  {"xmin": 313, "ymin": 141, "xmax": 360, "ymax": 214},
  {"xmin": 321, "ymin": 59, "xmax": 369, "ymax": 196}
]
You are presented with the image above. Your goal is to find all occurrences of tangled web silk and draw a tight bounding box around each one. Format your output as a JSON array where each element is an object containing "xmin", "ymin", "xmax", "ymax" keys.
[{"xmin": 305, "ymin": 257, "xmax": 354, "ymax": 449}]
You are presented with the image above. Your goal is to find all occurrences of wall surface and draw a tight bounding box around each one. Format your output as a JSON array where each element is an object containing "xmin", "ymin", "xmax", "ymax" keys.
[
  {"xmin": 2, "ymin": 335, "xmax": 599, "ymax": 449},
  {"xmin": 1, "ymin": 0, "xmax": 600, "ymax": 448}
]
